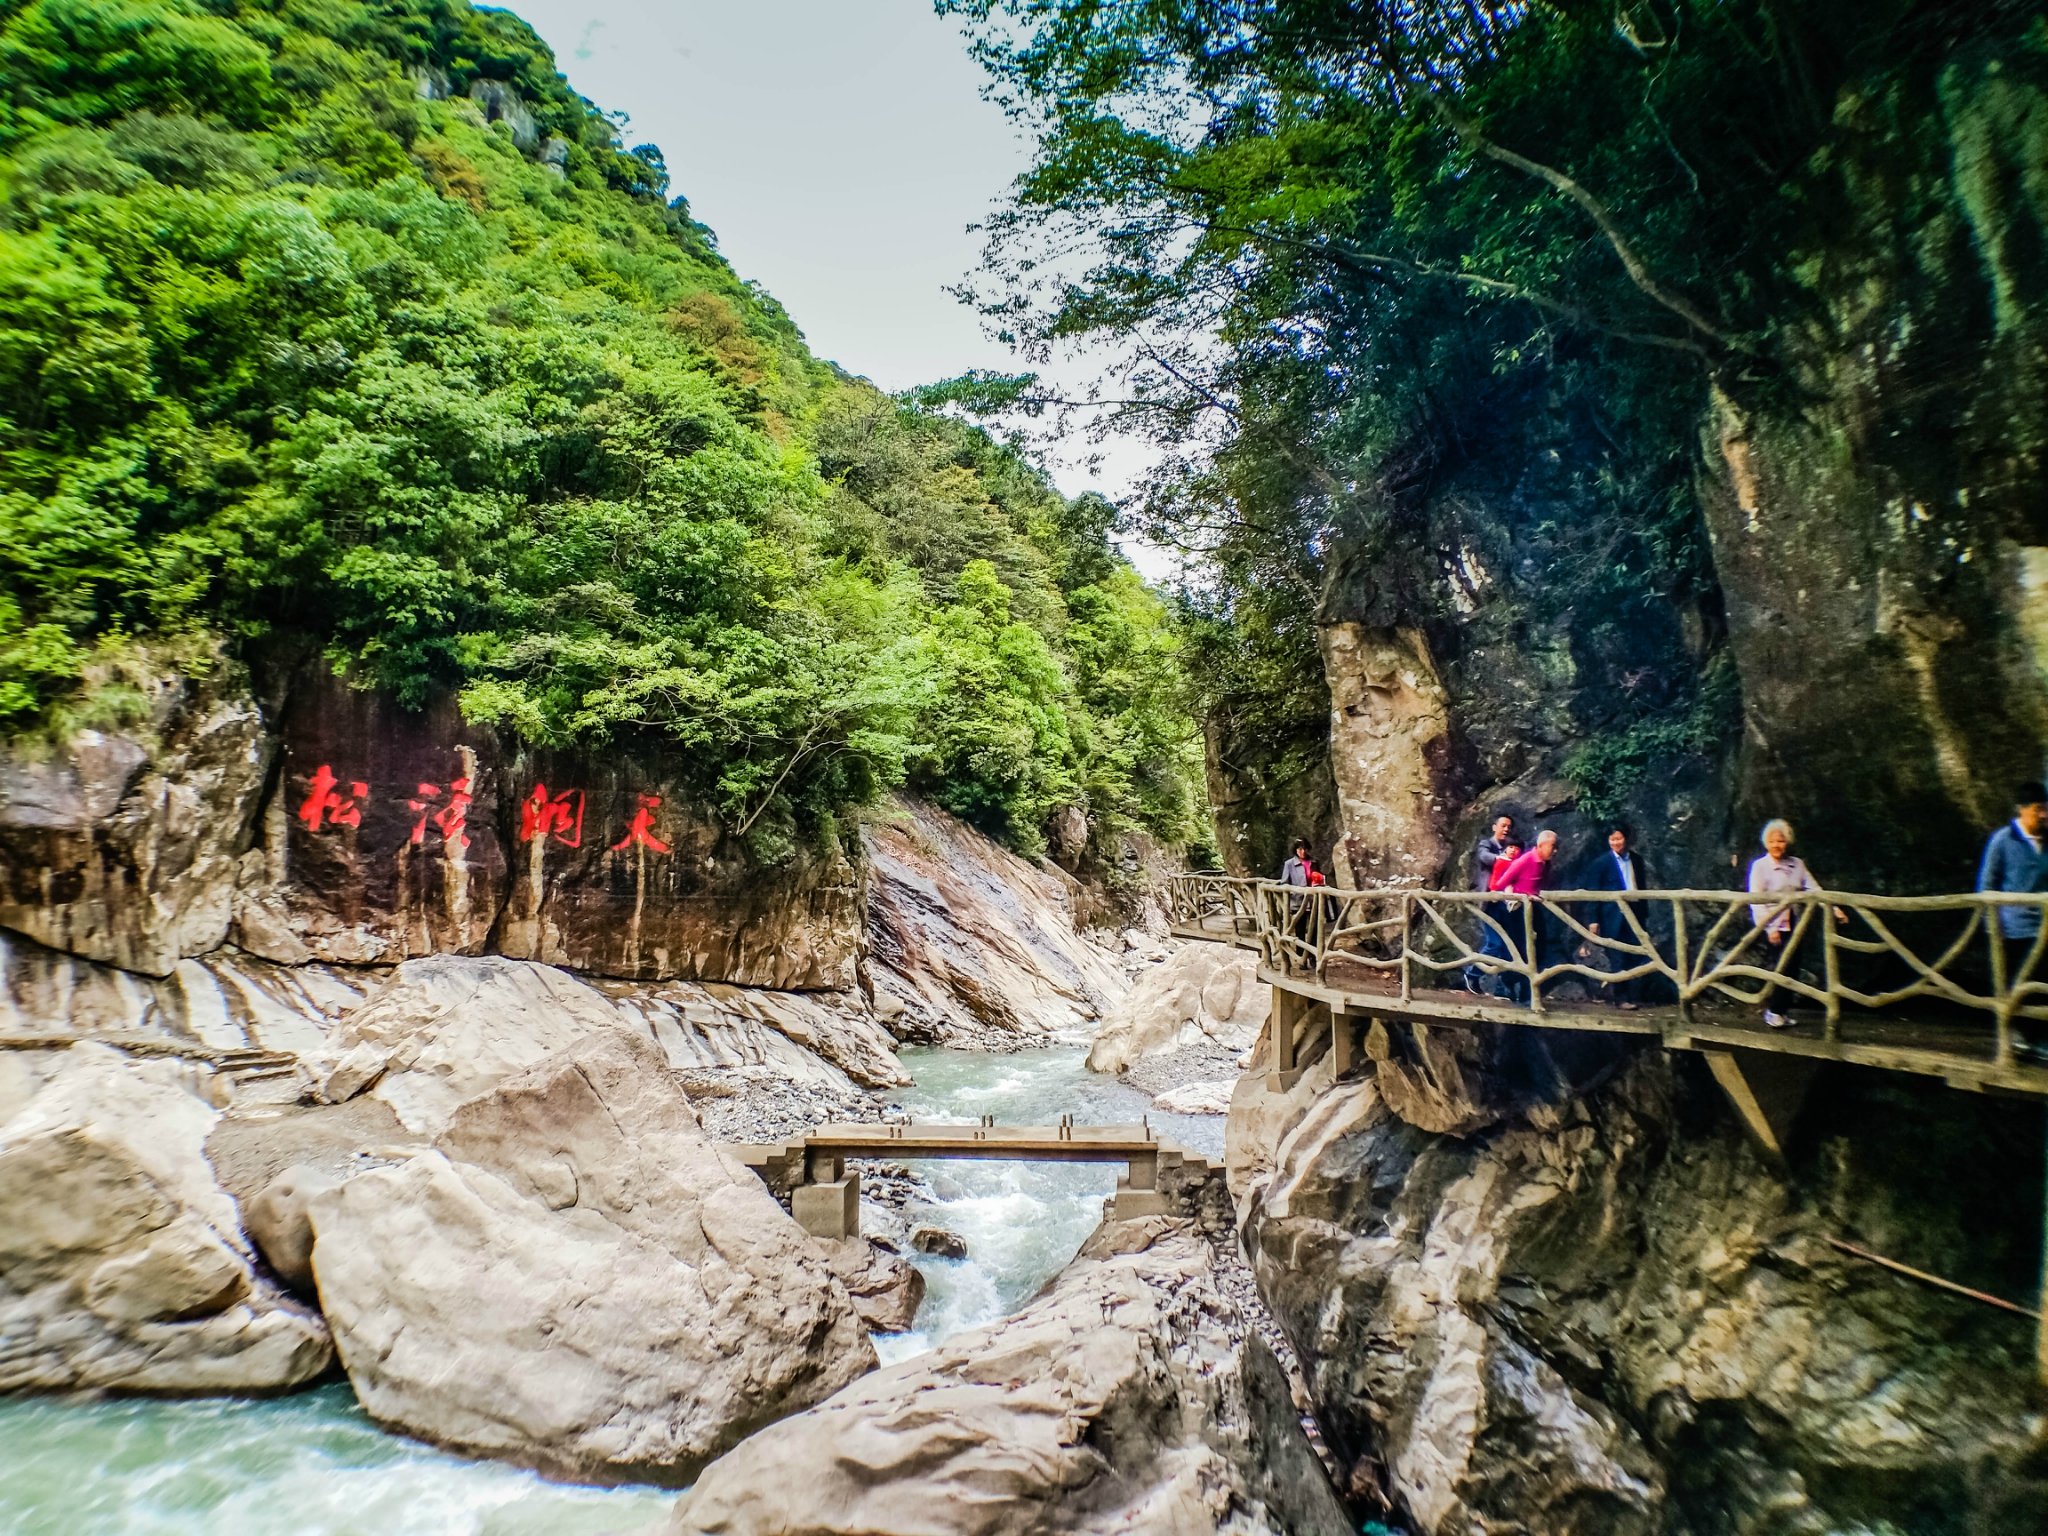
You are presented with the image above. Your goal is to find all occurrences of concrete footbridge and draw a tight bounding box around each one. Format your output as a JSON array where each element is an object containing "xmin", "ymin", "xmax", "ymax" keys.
[{"xmin": 730, "ymin": 1119, "xmax": 1209, "ymax": 1240}]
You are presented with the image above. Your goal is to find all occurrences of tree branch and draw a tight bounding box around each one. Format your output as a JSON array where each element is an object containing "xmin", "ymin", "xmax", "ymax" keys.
[{"xmin": 1436, "ymin": 103, "xmax": 1742, "ymax": 354}]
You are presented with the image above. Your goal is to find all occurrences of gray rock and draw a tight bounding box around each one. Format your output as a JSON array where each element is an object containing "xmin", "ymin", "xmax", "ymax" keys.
[
  {"xmin": 244, "ymin": 1163, "xmax": 340, "ymax": 1296},
  {"xmin": 670, "ymin": 1225, "xmax": 1351, "ymax": 1536},
  {"xmin": 0, "ymin": 1044, "xmax": 330, "ymax": 1392},
  {"xmin": 819, "ymin": 1237, "xmax": 924, "ymax": 1334},
  {"xmin": 306, "ymin": 1030, "xmax": 875, "ymax": 1481},
  {"xmin": 0, "ymin": 672, "xmax": 271, "ymax": 977},
  {"xmin": 1086, "ymin": 942, "xmax": 1266, "ymax": 1074},
  {"xmin": 909, "ymin": 1224, "xmax": 968, "ymax": 1259},
  {"xmin": 863, "ymin": 797, "xmax": 1126, "ymax": 1048},
  {"xmin": 1238, "ymin": 1050, "xmax": 2048, "ymax": 1535}
]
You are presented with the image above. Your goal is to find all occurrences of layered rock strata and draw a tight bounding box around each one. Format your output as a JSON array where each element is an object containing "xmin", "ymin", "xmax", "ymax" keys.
[{"xmin": 1234, "ymin": 1037, "xmax": 2048, "ymax": 1535}]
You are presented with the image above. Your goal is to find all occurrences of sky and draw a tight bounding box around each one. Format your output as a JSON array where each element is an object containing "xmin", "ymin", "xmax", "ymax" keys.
[{"xmin": 510, "ymin": 0, "xmax": 1168, "ymax": 566}]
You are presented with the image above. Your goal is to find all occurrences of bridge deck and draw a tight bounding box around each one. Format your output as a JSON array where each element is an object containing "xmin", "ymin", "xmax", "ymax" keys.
[{"xmin": 1261, "ymin": 962, "xmax": 2048, "ymax": 1095}]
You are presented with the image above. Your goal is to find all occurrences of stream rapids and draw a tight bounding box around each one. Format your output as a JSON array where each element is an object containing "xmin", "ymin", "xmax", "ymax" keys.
[{"xmin": 0, "ymin": 1046, "xmax": 1225, "ymax": 1536}]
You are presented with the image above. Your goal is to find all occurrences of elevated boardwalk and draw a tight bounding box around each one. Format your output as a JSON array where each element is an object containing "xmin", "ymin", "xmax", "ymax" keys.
[
  {"xmin": 1167, "ymin": 873, "xmax": 2048, "ymax": 1103},
  {"xmin": 1171, "ymin": 871, "xmax": 2048, "ymax": 1381},
  {"xmin": 729, "ymin": 1119, "xmax": 1208, "ymax": 1239}
]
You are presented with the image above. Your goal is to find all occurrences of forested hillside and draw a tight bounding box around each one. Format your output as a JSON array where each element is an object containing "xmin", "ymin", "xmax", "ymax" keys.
[{"xmin": 0, "ymin": 0, "xmax": 1201, "ymax": 864}]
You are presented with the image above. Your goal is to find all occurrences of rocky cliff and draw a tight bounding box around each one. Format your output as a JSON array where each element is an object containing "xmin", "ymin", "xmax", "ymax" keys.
[
  {"xmin": 1219, "ymin": 33, "xmax": 2048, "ymax": 899},
  {"xmin": 0, "ymin": 662, "xmax": 1143, "ymax": 1086},
  {"xmin": 1226, "ymin": 1025, "xmax": 2048, "ymax": 1535}
]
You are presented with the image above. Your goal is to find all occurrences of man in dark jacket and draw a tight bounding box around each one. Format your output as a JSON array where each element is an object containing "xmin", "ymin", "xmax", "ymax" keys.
[
  {"xmin": 1463, "ymin": 814, "xmax": 1515, "ymax": 992},
  {"xmin": 1979, "ymin": 782, "xmax": 2048, "ymax": 1058},
  {"xmin": 1581, "ymin": 824, "xmax": 1650, "ymax": 1008}
]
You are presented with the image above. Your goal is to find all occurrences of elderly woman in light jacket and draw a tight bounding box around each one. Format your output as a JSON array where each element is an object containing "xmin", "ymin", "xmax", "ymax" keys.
[{"xmin": 1745, "ymin": 819, "xmax": 1845, "ymax": 1028}]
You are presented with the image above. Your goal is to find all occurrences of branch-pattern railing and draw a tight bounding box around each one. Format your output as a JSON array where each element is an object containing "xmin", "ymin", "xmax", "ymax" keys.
[
  {"xmin": 1164, "ymin": 872, "xmax": 1262, "ymax": 945},
  {"xmin": 1171, "ymin": 874, "xmax": 2048, "ymax": 1066}
]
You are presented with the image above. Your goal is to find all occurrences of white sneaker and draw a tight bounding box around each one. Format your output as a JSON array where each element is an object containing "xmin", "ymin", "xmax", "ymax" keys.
[{"xmin": 1763, "ymin": 1010, "xmax": 1788, "ymax": 1029}]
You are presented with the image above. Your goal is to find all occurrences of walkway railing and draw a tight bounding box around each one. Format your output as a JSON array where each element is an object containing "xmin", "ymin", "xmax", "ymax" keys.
[
  {"xmin": 1164, "ymin": 872, "xmax": 1262, "ymax": 945},
  {"xmin": 1171, "ymin": 874, "xmax": 2048, "ymax": 1066}
]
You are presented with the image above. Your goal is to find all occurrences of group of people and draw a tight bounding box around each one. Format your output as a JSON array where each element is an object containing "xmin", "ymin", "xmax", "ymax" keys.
[{"xmin": 1276, "ymin": 779, "xmax": 2048, "ymax": 1048}]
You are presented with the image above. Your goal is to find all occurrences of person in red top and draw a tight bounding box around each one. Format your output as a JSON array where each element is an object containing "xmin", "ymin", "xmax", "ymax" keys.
[{"xmin": 1491, "ymin": 830, "xmax": 1560, "ymax": 1003}]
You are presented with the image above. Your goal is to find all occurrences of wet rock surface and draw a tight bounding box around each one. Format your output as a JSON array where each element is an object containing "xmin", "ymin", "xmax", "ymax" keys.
[
  {"xmin": 0, "ymin": 1043, "xmax": 330, "ymax": 1393},
  {"xmin": 305, "ymin": 1030, "xmax": 875, "ymax": 1481},
  {"xmin": 1237, "ymin": 1047, "xmax": 2048, "ymax": 1535},
  {"xmin": 668, "ymin": 1221, "xmax": 1350, "ymax": 1536}
]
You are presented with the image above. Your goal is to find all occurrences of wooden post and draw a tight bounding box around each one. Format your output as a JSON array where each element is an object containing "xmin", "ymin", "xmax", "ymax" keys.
[
  {"xmin": 1269, "ymin": 984, "xmax": 1302, "ymax": 1090},
  {"xmin": 1672, "ymin": 897, "xmax": 1692, "ymax": 1022},
  {"xmin": 1524, "ymin": 897, "xmax": 1543, "ymax": 1014},
  {"xmin": 1399, "ymin": 892, "xmax": 1413, "ymax": 1003},
  {"xmin": 1823, "ymin": 900, "xmax": 1842, "ymax": 1041},
  {"xmin": 1703, "ymin": 1049, "xmax": 1820, "ymax": 1161},
  {"xmin": 2039, "ymin": 1105, "xmax": 2048, "ymax": 1387},
  {"xmin": 1991, "ymin": 905, "xmax": 2013, "ymax": 1068}
]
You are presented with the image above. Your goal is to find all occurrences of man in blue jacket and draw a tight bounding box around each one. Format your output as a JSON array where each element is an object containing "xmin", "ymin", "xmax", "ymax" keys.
[{"xmin": 1978, "ymin": 781, "xmax": 2048, "ymax": 1059}]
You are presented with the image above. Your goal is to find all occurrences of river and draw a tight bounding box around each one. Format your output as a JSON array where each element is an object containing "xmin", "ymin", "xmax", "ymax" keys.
[{"xmin": 0, "ymin": 1045, "xmax": 1223, "ymax": 1535}]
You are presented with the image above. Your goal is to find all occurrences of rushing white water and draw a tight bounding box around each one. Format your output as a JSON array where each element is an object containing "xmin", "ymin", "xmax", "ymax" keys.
[
  {"xmin": 0, "ymin": 1044, "xmax": 1225, "ymax": 1533},
  {"xmin": 875, "ymin": 1044, "xmax": 1225, "ymax": 1362}
]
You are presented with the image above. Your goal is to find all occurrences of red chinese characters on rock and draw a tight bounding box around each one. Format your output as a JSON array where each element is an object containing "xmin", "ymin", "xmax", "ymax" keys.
[
  {"xmin": 298, "ymin": 765, "xmax": 367, "ymax": 833},
  {"xmin": 520, "ymin": 784, "xmax": 586, "ymax": 848},
  {"xmin": 610, "ymin": 792, "xmax": 671, "ymax": 854},
  {"xmin": 406, "ymin": 777, "xmax": 472, "ymax": 851}
]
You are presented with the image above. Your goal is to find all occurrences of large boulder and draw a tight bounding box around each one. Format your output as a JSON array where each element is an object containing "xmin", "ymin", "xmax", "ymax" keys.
[
  {"xmin": 1239, "ymin": 1054, "xmax": 2048, "ymax": 1535},
  {"xmin": 863, "ymin": 798, "xmax": 1127, "ymax": 1047},
  {"xmin": 311, "ymin": 954, "xmax": 633, "ymax": 1134},
  {"xmin": 0, "ymin": 1043, "xmax": 330, "ymax": 1392},
  {"xmin": 668, "ymin": 1224, "xmax": 1351, "ymax": 1536},
  {"xmin": 1085, "ymin": 943, "xmax": 1267, "ymax": 1074},
  {"xmin": 0, "ymin": 671, "xmax": 271, "ymax": 977},
  {"xmin": 306, "ymin": 1030, "xmax": 875, "ymax": 1480}
]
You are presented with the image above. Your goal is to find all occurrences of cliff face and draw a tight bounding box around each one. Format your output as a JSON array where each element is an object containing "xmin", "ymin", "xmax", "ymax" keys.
[
  {"xmin": 1293, "ymin": 44, "xmax": 2048, "ymax": 896},
  {"xmin": 1231, "ymin": 1032, "xmax": 2048, "ymax": 1535},
  {"xmin": 0, "ymin": 664, "xmax": 1141, "ymax": 1110}
]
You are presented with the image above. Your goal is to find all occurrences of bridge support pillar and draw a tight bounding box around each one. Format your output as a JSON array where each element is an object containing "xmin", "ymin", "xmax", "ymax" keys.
[
  {"xmin": 791, "ymin": 1173, "xmax": 860, "ymax": 1241},
  {"xmin": 1269, "ymin": 987, "xmax": 1332, "ymax": 1091},
  {"xmin": 1331, "ymin": 1010, "xmax": 1359, "ymax": 1078},
  {"xmin": 1703, "ymin": 1049, "xmax": 1820, "ymax": 1161}
]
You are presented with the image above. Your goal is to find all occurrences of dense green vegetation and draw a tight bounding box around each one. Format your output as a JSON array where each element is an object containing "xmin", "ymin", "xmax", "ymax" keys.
[
  {"xmin": 940, "ymin": 0, "xmax": 2041, "ymax": 834},
  {"xmin": 0, "ymin": 0, "xmax": 1203, "ymax": 859}
]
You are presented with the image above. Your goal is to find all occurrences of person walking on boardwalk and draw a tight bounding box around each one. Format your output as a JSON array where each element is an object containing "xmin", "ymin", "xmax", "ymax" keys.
[
  {"xmin": 1976, "ymin": 781, "xmax": 2048, "ymax": 1059},
  {"xmin": 1280, "ymin": 838, "xmax": 1316, "ymax": 940},
  {"xmin": 1494, "ymin": 830, "xmax": 1560, "ymax": 1003},
  {"xmin": 1472, "ymin": 836, "xmax": 1524, "ymax": 998},
  {"xmin": 1746, "ymin": 819, "xmax": 1843, "ymax": 1029},
  {"xmin": 1464, "ymin": 814, "xmax": 1515, "ymax": 992},
  {"xmin": 1582, "ymin": 823, "xmax": 1650, "ymax": 1009}
]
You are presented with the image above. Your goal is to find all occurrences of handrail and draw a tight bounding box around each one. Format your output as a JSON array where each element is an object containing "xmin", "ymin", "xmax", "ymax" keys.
[{"xmin": 1168, "ymin": 872, "xmax": 2048, "ymax": 1063}]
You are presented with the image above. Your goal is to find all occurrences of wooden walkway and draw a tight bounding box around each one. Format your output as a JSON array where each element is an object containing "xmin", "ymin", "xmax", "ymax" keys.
[
  {"xmin": 1167, "ymin": 874, "xmax": 2048, "ymax": 1099},
  {"xmin": 729, "ymin": 1119, "xmax": 1209, "ymax": 1238}
]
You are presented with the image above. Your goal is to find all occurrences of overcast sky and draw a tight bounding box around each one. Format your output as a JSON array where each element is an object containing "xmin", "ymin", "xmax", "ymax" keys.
[{"xmin": 511, "ymin": 0, "xmax": 1165, "ymax": 549}]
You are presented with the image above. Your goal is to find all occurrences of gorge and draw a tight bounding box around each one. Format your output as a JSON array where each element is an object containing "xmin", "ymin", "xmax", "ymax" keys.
[{"xmin": 4, "ymin": 2, "xmax": 2048, "ymax": 1534}]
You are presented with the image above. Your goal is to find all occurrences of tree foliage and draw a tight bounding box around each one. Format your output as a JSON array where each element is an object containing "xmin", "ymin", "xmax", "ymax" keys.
[
  {"xmin": 938, "ymin": 0, "xmax": 2042, "ymax": 820},
  {"xmin": 0, "ymin": 0, "xmax": 1203, "ymax": 858}
]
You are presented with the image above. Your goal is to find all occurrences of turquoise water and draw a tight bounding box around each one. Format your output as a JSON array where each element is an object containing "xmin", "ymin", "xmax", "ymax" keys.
[
  {"xmin": 0, "ymin": 1045, "xmax": 1227, "ymax": 1531},
  {"xmin": 0, "ymin": 1385, "xmax": 672, "ymax": 1536}
]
